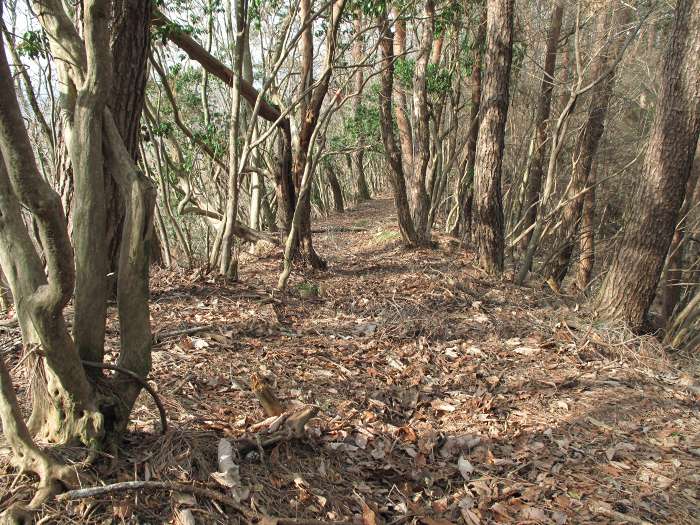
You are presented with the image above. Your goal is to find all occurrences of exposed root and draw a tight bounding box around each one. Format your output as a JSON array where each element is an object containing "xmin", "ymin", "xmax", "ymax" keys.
[{"xmin": 81, "ymin": 361, "xmax": 168, "ymax": 434}]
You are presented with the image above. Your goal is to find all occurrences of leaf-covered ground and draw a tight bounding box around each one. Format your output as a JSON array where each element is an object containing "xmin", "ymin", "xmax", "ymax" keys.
[{"xmin": 2, "ymin": 198, "xmax": 699, "ymax": 524}]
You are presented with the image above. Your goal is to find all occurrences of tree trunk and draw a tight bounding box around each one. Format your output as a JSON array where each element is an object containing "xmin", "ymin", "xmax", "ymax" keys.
[
  {"xmin": 328, "ymin": 165, "xmax": 345, "ymax": 213},
  {"xmin": 544, "ymin": 7, "xmax": 630, "ymax": 288},
  {"xmin": 573, "ymin": 160, "xmax": 596, "ymax": 292},
  {"xmin": 452, "ymin": 6, "xmax": 486, "ymax": 240},
  {"xmin": 352, "ymin": 12, "xmax": 370, "ymax": 202},
  {"xmin": 289, "ymin": 0, "xmax": 345, "ymax": 269},
  {"xmin": 219, "ymin": 0, "xmax": 246, "ymax": 278},
  {"xmin": 0, "ymin": 26, "xmax": 102, "ymax": 446},
  {"xmin": 392, "ymin": 12, "xmax": 414, "ymax": 187},
  {"xmin": 594, "ymin": 0, "xmax": 700, "ymax": 328},
  {"xmin": 518, "ymin": 1, "xmax": 564, "ymax": 250},
  {"xmin": 408, "ymin": 0, "xmax": 435, "ymax": 244},
  {"xmin": 472, "ymin": 0, "xmax": 514, "ymax": 274},
  {"xmin": 377, "ymin": 7, "xmax": 419, "ymax": 246},
  {"xmin": 104, "ymin": 0, "xmax": 152, "ymax": 291},
  {"xmin": 661, "ymin": 155, "xmax": 699, "ymax": 322}
]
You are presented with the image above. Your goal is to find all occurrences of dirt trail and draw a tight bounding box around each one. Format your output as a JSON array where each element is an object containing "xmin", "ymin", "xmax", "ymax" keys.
[{"xmin": 2, "ymin": 198, "xmax": 699, "ymax": 524}]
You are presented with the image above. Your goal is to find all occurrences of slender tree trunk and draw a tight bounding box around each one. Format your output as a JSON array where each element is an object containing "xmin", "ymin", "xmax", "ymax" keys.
[
  {"xmin": 327, "ymin": 165, "xmax": 344, "ymax": 213},
  {"xmin": 595, "ymin": 0, "xmax": 700, "ymax": 328},
  {"xmin": 573, "ymin": 160, "xmax": 596, "ymax": 292},
  {"xmin": 662, "ymin": 156, "xmax": 699, "ymax": 322},
  {"xmin": 378, "ymin": 7, "xmax": 419, "ymax": 246},
  {"xmin": 519, "ymin": 1, "xmax": 564, "ymax": 250},
  {"xmin": 452, "ymin": 6, "xmax": 486, "ymax": 239},
  {"xmin": 352, "ymin": 12, "xmax": 371, "ymax": 202},
  {"xmin": 219, "ymin": 0, "xmax": 246, "ymax": 278},
  {"xmin": 472, "ymin": 0, "xmax": 514, "ymax": 274},
  {"xmin": 544, "ymin": 7, "xmax": 630, "ymax": 288},
  {"xmin": 409, "ymin": 0, "xmax": 436, "ymax": 244},
  {"xmin": 392, "ymin": 11, "xmax": 414, "ymax": 186}
]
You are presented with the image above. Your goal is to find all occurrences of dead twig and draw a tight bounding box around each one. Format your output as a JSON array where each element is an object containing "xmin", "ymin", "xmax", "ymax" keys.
[{"xmin": 153, "ymin": 324, "xmax": 216, "ymax": 343}]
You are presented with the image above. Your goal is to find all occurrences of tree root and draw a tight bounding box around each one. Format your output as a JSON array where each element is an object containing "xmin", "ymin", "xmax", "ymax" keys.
[{"xmin": 81, "ymin": 361, "xmax": 168, "ymax": 434}]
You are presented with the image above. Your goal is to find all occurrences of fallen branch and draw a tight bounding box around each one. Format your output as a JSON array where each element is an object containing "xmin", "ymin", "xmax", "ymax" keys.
[
  {"xmin": 56, "ymin": 481, "xmax": 253, "ymax": 518},
  {"xmin": 56, "ymin": 480, "xmax": 350, "ymax": 525},
  {"xmin": 153, "ymin": 324, "xmax": 215, "ymax": 343},
  {"xmin": 81, "ymin": 361, "xmax": 168, "ymax": 434},
  {"xmin": 311, "ymin": 226, "xmax": 368, "ymax": 233}
]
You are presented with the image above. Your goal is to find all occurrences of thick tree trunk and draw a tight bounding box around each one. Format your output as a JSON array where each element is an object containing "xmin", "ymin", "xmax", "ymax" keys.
[
  {"xmin": 595, "ymin": 0, "xmax": 700, "ymax": 328},
  {"xmin": 472, "ymin": 0, "xmax": 514, "ymax": 274},
  {"xmin": 104, "ymin": 0, "xmax": 152, "ymax": 284},
  {"xmin": 519, "ymin": 1, "xmax": 564, "ymax": 250}
]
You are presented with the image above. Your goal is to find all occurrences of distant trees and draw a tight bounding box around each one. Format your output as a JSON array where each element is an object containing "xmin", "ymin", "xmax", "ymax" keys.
[{"xmin": 3, "ymin": 7, "xmax": 700, "ymax": 516}]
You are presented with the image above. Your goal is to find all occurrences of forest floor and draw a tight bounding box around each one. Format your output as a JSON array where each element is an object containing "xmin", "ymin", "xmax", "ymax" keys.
[{"xmin": 1, "ymin": 198, "xmax": 699, "ymax": 524}]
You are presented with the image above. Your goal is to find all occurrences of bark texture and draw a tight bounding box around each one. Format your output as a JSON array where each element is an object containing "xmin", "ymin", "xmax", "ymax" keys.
[
  {"xmin": 595, "ymin": 0, "xmax": 700, "ymax": 328},
  {"xmin": 472, "ymin": 0, "xmax": 514, "ymax": 274}
]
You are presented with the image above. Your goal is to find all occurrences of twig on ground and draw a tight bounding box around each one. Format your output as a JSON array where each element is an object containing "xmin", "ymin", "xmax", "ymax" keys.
[
  {"xmin": 153, "ymin": 324, "xmax": 216, "ymax": 343},
  {"xmin": 55, "ymin": 480, "xmax": 351, "ymax": 525}
]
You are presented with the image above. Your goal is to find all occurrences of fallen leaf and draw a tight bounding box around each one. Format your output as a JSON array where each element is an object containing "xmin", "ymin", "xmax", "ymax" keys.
[
  {"xmin": 432, "ymin": 399, "xmax": 457, "ymax": 412},
  {"xmin": 361, "ymin": 501, "xmax": 378, "ymax": 525},
  {"xmin": 458, "ymin": 454, "xmax": 474, "ymax": 479}
]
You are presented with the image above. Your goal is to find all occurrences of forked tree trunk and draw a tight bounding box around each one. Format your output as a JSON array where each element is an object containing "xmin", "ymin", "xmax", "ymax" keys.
[
  {"xmin": 290, "ymin": 0, "xmax": 345, "ymax": 269},
  {"xmin": 594, "ymin": 0, "xmax": 700, "ymax": 328},
  {"xmin": 472, "ymin": 0, "xmax": 514, "ymax": 274},
  {"xmin": 0, "ymin": 26, "xmax": 103, "ymax": 452}
]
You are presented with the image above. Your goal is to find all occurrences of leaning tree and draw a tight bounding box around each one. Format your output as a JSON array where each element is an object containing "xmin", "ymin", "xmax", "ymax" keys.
[
  {"xmin": 594, "ymin": 0, "xmax": 700, "ymax": 328},
  {"xmin": 0, "ymin": 0, "xmax": 154, "ymax": 513}
]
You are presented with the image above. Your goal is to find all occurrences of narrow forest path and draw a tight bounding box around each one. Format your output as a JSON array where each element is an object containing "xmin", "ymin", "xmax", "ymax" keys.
[{"xmin": 3, "ymin": 198, "xmax": 699, "ymax": 524}]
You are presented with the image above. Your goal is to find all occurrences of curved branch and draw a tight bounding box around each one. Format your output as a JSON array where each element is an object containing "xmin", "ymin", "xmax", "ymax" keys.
[{"xmin": 81, "ymin": 361, "xmax": 167, "ymax": 434}]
